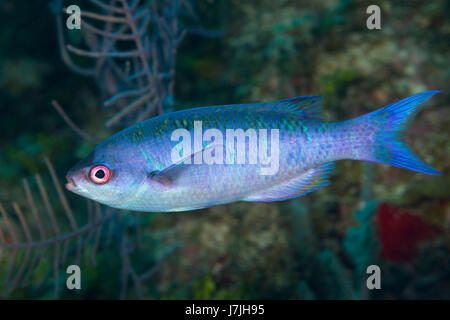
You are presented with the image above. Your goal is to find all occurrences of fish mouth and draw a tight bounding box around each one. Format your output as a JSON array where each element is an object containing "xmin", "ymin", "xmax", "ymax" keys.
[{"xmin": 65, "ymin": 175, "xmax": 78, "ymax": 192}]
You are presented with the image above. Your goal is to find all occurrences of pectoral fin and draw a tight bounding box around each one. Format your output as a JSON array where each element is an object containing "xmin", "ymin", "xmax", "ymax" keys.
[
  {"xmin": 147, "ymin": 143, "xmax": 223, "ymax": 188},
  {"xmin": 147, "ymin": 170, "xmax": 175, "ymax": 188},
  {"xmin": 243, "ymin": 162, "xmax": 334, "ymax": 202}
]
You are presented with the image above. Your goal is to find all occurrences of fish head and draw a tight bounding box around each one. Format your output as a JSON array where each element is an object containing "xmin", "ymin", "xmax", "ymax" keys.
[{"xmin": 65, "ymin": 140, "xmax": 147, "ymax": 207}]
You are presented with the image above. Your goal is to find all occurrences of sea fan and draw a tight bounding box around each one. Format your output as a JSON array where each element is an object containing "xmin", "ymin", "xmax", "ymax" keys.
[
  {"xmin": 0, "ymin": 157, "xmax": 113, "ymax": 297},
  {"xmin": 0, "ymin": 0, "xmax": 211, "ymax": 298},
  {"xmin": 52, "ymin": 0, "xmax": 218, "ymax": 127}
]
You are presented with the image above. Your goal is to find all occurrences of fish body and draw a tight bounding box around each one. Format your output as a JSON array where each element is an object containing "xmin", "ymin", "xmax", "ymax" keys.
[{"xmin": 66, "ymin": 91, "xmax": 440, "ymax": 212}]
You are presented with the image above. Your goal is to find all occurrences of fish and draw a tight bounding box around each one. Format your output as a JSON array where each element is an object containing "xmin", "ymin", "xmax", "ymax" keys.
[{"xmin": 66, "ymin": 91, "xmax": 441, "ymax": 212}]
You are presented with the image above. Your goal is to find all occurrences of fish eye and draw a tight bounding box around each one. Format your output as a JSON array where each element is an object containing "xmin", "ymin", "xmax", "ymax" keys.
[{"xmin": 89, "ymin": 165, "xmax": 111, "ymax": 184}]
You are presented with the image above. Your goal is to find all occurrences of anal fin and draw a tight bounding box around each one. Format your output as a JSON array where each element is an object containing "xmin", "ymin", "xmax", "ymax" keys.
[{"xmin": 243, "ymin": 162, "xmax": 334, "ymax": 202}]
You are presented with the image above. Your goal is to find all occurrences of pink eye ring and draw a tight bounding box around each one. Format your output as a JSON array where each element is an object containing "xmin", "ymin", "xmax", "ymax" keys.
[{"xmin": 89, "ymin": 165, "xmax": 111, "ymax": 184}]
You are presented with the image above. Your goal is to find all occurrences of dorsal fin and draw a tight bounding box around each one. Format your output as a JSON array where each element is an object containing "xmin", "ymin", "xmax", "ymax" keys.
[
  {"xmin": 243, "ymin": 162, "xmax": 334, "ymax": 202},
  {"xmin": 250, "ymin": 95, "xmax": 323, "ymax": 119}
]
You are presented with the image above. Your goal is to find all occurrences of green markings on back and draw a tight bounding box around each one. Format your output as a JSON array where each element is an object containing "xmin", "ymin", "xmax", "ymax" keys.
[
  {"xmin": 132, "ymin": 126, "xmax": 145, "ymax": 143},
  {"xmin": 172, "ymin": 118, "xmax": 191, "ymax": 130}
]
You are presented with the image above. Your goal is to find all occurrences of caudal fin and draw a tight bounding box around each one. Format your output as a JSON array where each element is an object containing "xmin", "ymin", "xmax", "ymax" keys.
[{"xmin": 355, "ymin": 91, "xmax": 441, "ymax": 175}]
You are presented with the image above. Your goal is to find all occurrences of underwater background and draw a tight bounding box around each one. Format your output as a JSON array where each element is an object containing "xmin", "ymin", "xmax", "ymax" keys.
[{"xmin": 0, "ymin": 0, "xmax": 448, "ymax": 299}]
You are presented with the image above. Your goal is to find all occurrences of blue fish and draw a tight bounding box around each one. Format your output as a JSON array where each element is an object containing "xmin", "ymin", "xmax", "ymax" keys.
[{"xmin": 66, "ymin": 91, "xmax": 440, "ymax": 212}]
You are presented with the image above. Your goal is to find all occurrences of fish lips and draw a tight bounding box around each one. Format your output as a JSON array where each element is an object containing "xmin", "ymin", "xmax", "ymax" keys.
[
  {"xmin": 65, "ymin": 174, "xmax": 77, "ymax": 192},
  {"xmin": 65, "ymin": 168, "xmax": 87, "ymax": 195},
  {"xmin": 65, "ymin": 150, "xmax": 97, "ymax": 192}
]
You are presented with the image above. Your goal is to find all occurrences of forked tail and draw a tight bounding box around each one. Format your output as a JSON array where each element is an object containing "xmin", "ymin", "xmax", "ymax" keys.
[{"xmin": 349, "ymin": 91, "xmax": 440, "ymax": 175}]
